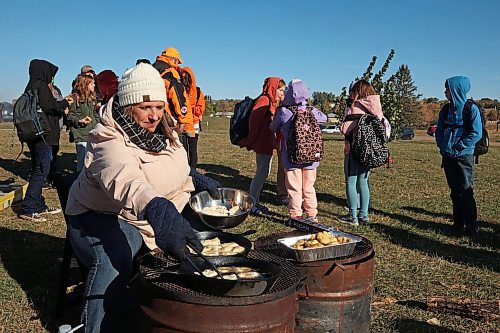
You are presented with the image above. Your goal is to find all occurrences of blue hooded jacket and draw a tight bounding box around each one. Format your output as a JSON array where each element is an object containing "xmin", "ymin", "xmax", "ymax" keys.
[{"xmin": 435, "ymin": 76, "xmax": 482, "ymax": 157}]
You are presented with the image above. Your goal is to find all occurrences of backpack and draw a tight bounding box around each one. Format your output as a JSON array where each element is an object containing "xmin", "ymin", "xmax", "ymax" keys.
[
  {"xmin": 462, "ymin": 99, "xmax": 490, "ymax": 160},
  {"xmin": 346, "ymin": 113, "xmax": 389, "ymax": 169},
  {"xmin": 444, "ymin": 99, "xmax": 489, "ymax": 163},
  {"xmin": 464, "ymin": 99, "xmax": 489, "ymax": 163},
  {"xmin": 286, "ymin": 107, "xmax": 324, "ymax": 164},
  {"xmin": 13, "ymin": 89, "xmax": 46, "ymax": 143},
  {"xmin": 229, "ymin": 94, "xmax": 270, "ymax": 145}
]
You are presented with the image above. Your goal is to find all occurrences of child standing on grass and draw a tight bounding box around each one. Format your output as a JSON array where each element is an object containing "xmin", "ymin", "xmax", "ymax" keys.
[
  {"xmin": 238, "ymin": 77, "xmax": 286, "ymax": 215},
  {"xmin": 270, "ymin": 79, "xmax": 327, "ymax": 222},
  {"xmin": 67, "ymin": 74, "xmax": 99, "ymax": 172},
  {"xmin": 338, "ymin": 79, "xmax": 385, "ymax": 226}
]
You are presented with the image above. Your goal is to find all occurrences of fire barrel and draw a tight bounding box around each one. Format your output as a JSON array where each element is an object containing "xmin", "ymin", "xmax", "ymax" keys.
[
  {"xmin": 137, "ymin": 251, "xmax": 301, "ymax": 333},
  {"xmin": 255, "ymin": 232, "xmax": 375, "ymax": 333}
]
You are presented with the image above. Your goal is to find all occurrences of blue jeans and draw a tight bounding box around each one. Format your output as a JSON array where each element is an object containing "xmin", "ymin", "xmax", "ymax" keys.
[
  {"xmin": 67, "ymin": 211, "xmax": 143, "ymax": 333},
  {"xmin": 21, "ymin": 142, "xmax": 53, "ymax": 214},
  {"xmin": 249, "ymin": 153, "xmax": 273, "ymax": 204},
  {"xmin": 75, "ymin": 142, "xmax": 87, "ymax": 172},
  {"xmin": 344, "ymin": 154, "xmax": 370, "ymax": 220},
  {"xmin": 442, "ymin": 155, "xmax": 477, "ymax": 229}
]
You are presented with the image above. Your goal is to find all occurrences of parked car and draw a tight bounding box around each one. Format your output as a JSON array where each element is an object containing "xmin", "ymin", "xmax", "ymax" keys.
[
  {"xmin": 427, "ymin": 124, "xmax": 437, "ymax": 136},
  {"xmin": 321, "ymin": 125, "xmax": 340, "ymax": 134},
  {"xmin": 401, "ymin": 127, "xmax": 415, "ymax": 140}
]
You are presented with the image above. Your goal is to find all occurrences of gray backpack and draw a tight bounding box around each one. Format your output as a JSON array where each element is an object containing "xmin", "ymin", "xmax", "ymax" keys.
[{"xmin": 13, "ymin": 89, "xmax": 46, "ymax": 143}]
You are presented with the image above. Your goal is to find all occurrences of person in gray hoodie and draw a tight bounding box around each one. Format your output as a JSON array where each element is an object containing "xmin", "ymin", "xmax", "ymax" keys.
[
  {"xmin": 435, "ymin": 76, "xmax": 482, "ymax": 238},
  {"xmin": 270, "ymin": 79, "xmax": 326, "ymax": 222}
]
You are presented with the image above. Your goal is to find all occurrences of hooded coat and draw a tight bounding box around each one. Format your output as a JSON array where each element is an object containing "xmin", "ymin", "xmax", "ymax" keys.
[
  {"xmin": 340, "ymin": 95, "xmax": 384, "ymax": 155},
  {"xmin": 270, "ymin": 79, "xmax": 327, "ymax": 170},
  {"xmin": 153, "ymin": 55, "xmax": 194, "ymax": 136},
  {"xmin": 24, "ymin": 59, "xmax": 69, "ymax": 146},
  {"xmin": 435, "ymin": 76, "xmax": 482, "ymax": 157},
  {"xmin": 238, "ymin": 77, "xmax": 282, "ymax": 155},
  {"xmin": 96, "ymin": 70, "xmax": 118, "ymax": 105},
  {"xmin": 182, "ymin": 67, "xmax": 205, "ymax": 126},
  {"xmin": 65, "ymin": 97, "xmax": 194, "ymax": 249}
]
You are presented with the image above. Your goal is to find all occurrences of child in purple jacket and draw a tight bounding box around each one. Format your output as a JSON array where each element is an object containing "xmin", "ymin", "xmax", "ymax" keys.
[{"xmin": 270, "ymin": 79, "xmax": 327, "ymax": 221}]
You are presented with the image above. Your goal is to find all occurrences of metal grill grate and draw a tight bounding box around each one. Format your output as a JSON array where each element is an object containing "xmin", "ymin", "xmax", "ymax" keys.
[{"xmin": 138, "ymin": 250, "xmax": 301, "ymax": 306}]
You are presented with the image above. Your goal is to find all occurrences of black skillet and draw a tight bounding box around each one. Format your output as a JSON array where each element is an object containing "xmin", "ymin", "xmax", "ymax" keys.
[{"xmin": 142, "ymin": 255, "xmax": 282, "ymax": 297}]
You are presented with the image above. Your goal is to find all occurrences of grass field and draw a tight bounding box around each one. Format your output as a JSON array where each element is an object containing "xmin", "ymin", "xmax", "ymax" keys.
[{"xmin": 0, "ymin": 119, "xmax": 499, "ymax": 333}]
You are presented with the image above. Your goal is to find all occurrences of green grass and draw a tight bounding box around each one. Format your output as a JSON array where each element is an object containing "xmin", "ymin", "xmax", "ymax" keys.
[{"xmin": 0, "ymin": 119, "xmax": 499, "ymax": 332}]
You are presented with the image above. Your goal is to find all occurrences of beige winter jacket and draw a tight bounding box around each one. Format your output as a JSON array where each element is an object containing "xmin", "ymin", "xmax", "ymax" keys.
[{"xmin": 66, "ymin": 97, "xmax": 194, "ymax": 249}]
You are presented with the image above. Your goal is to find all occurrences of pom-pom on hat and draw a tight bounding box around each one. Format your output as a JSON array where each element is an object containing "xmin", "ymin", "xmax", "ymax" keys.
[{"xmin": 117, "ymin": 63, "xmax": 167, "ymax": 107}]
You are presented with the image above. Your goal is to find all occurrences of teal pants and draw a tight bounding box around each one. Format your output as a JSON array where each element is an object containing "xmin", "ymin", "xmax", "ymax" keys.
[{"xmin": 344, "ymin": 154, "xmax": 370, "ymax": 221}]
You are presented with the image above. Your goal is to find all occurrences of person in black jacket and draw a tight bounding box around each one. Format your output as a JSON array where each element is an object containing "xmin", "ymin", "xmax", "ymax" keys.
[{"xmin": 18, "ymin": 59, "xmax": 74, "ymax": 222}]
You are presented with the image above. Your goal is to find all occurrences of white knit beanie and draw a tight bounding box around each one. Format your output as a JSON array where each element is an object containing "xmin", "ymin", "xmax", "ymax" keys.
[{"xmin": 117, "ymin": 63, "xmax": 167, "ymax": 107}]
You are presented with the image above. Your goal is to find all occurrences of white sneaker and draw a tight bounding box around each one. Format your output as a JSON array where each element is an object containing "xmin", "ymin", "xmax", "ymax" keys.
[
  {"xmin": 39, "ymin": 206, "xmax": 62, "ymax": 215},
  {"xmin": 18, "ymin": 212, "xmax": 47, "ymax": 222}
]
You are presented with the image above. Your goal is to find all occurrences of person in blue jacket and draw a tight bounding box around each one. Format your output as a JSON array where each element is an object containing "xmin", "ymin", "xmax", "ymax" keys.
[{"xmin": 435, "ymin": 76, "xmax": 482, "ymax": 238}]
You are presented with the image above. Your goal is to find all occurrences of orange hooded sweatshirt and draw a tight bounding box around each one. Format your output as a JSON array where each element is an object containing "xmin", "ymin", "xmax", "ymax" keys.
[
  {"xmin": 152, "ymin": 55, "xmax": 195, "ymax": 137},
  {"xmin": 238, "ymin": 77, "xmax": 282, "ymax": 155},
  {"xmin": 182, "ymin": 67, "xmax": 205, "ymax": 127}
]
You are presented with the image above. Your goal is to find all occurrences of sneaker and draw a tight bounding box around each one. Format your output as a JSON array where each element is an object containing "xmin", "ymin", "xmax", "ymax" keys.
[
  {"xmin": 446, "ymin": 223, "xmax": 464, "ymax": 234},
  {"xmin": 42, "ymin": 180, "xmax": 54, "ymax": 190},
  {"xmin": 39, "ymin": 206, "xmax": 62, "ymax": 215},
  {"xmin": 18, "ymin": 212, "xmax": 47, "ymax": 222},
  {"xmin": 466, "ymin": 226, "xmax": 479, "ymax": 239},
  {"xmin": 306, "ymin": 216, "xmax": 319, "ymax": 223},
  {"xmin": 276, "ymin": 196, "xmax": 289, "ymax": 206},
  {"xmin": 337, "ymin": 214, "xmax": 358, "ymax": 226},
  {"xmin": 359, "ymin": 216, "xmax": 370, "ymax": 225},
  {"xmin": 250, "ymin": 203, "xmax": 270, "ymax": 216}
]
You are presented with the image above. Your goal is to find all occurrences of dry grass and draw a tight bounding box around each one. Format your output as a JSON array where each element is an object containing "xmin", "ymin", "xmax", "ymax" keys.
[{"xmin": 0, "ymin": 119, "xmax": 499, "ymax": 332}]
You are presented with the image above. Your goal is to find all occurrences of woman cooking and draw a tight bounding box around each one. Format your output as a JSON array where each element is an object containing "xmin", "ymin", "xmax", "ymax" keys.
[{"xmin": 65, "ymin": 63, "xmax": 220, "ymax": 332}]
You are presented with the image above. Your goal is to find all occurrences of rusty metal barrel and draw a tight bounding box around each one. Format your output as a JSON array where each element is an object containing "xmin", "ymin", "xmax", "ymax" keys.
[
  {"xmin": 256, "ymin": 232, "xmax": 375, "ymax": 333},
  {"xmin": 137, "ymin": 251, "xmax": 301, "ymax": 333}
]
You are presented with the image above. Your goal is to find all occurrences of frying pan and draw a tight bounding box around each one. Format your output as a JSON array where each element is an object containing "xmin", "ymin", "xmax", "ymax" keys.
[
  {"xmin": 193, "ymin": 231, "xmax": 253, "ymax": 257},
  {"xmin": 143, "ymin": 256, "xmax": 282, "ymax": 297}
]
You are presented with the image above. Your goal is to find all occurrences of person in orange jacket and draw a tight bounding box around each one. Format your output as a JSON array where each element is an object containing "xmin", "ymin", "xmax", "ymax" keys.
[
  {"xmin": 152, "ymin": 47, "xmax": 195, "ymax": 147},
  {"xmin": 181, "ymin": 67, "xmax": 205, "ymax": 168}
]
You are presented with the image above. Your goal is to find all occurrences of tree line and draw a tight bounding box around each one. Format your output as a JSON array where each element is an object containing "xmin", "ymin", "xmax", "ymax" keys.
[{"xmin": 202, "ymin": 50, "xmax": 500, "ymax": 138}]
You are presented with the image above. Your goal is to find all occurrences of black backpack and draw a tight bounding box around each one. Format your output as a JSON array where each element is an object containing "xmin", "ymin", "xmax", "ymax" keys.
[
  {"xmin": 465, "ymin": 100, "xmax": 488, "ymax": 163},
  {"xmin": 287, "ymin": 107, "xmax": 324, "ymax": 164},
  {"xmin": 13, "ymin": 89, "xmax": 46, "ymax": 143},
  {"xmin": 229, "ymin": 94, "xmax": 270, "ymax": 145},
  {"xmin": 345, "ymin": 113, "xmax": 389, "ymax": 168}
]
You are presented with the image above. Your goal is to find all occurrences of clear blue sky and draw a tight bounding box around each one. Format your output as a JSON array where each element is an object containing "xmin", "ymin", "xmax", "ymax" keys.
[{"xmin": 1, "ymin": 0, "xmax": 499, "ymax": 103}]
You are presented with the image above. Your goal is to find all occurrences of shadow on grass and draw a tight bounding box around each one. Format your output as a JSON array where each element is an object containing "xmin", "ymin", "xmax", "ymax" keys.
[
  {"xmin": 393, "ymin": 319, "xmax": 461, "ymax": 333},
  {"xmin": 392, "ymin": 206, "xmax": 499, "ymax": 250},
  {"xmin": 402, "ymin": 205, "xmax": 500, "ymax": 234},
  {"xmin": 0, "ymin": 152, "xmax": 76, "ymax": 181},
  {"xmin": 370, "ymin": 223, "xmax": 500, "ymax": 273},
  {"xmin": 0, "ymin": 227, "xmax": 72, "ymax": 332},
  {"xmin": 0, "ymin": 157, "xmax": 32, "ymax": 180},
  {"xmin": 402, "ymin": 206, "xmax": 453, "ymax": 220},
  {"xmin": 197, "ymin": 163, "xmax": 283, "ymax": 204}
]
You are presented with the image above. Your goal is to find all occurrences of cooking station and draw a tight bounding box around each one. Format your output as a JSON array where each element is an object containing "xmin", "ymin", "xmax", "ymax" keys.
[{"xmin": 136, "ymin": 189, "xmax": 375, "ymax": 332}]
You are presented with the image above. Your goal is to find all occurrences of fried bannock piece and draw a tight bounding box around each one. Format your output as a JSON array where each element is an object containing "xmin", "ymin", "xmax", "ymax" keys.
[{"xmin": 291, "ymin": 232, "xmax": 351, "ymax": 249}]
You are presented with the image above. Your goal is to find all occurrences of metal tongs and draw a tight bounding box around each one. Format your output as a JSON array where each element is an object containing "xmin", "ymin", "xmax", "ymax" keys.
[{"xmin": 186, "ymin": 240, "xmax": 224, "ymax": 279}]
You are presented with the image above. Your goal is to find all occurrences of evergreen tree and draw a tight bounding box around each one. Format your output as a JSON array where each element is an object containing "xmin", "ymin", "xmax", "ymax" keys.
[{"xmin": 391, "ymin": 64, "xmax": 422, "ymax": 127}]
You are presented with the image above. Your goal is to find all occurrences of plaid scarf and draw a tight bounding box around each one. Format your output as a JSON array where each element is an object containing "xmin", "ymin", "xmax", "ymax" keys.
[{"xmin": 112, "ymin": 97, "xmax": 167, "ymax": 153}]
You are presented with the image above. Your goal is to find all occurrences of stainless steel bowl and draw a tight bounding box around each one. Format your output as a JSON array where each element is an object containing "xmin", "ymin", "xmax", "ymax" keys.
[{"xmin": 189, "ymin": 188, "xmax": 254, "ymax": 230}]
